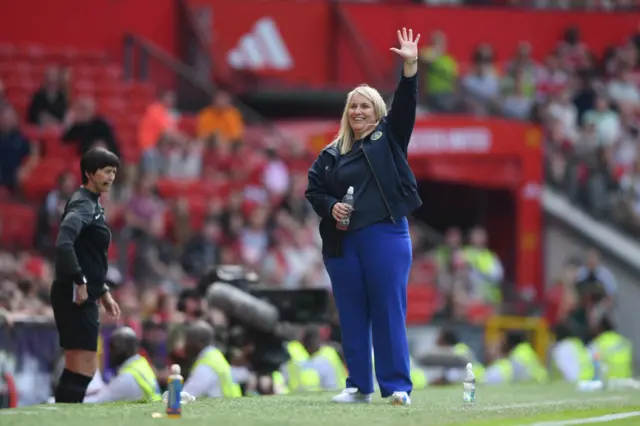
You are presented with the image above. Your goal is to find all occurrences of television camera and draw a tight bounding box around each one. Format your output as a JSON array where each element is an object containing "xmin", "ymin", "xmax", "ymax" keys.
[{"xmin": 195, "ymin": 265, "xmax": 330, "ymax": 377}]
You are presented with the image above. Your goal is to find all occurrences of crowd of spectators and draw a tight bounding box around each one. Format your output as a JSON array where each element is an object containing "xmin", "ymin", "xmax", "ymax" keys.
[
  {"xmin": 3, "ymin": 8, "xmax": 634, "ymax": 331},
  {"xmin": 0, "ymin": 64, "xmax": 469, "ymax": 330},
  {"xmin": 0, "ymin": 63, "xmax": 337, "ymax": 324},
  {"xmin": 544, "ymin": 248, "xmax": 617, "ymax": 339},
  {"xmin": 421, "ymin": 25, "xmax": 640, "ymax": 237},
  {"xmin": 406, "ymin": 0, "xmax": 633, "ymax": 10}
]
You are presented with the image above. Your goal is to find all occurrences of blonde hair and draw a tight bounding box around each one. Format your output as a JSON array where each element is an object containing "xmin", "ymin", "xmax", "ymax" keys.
[{"xmin": 331, "ymin": 85, "xmax": 387, "ymax": 154}]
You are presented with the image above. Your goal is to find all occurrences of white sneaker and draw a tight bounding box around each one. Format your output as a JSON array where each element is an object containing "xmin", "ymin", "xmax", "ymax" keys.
[
  {"xmin": 331, "ymin": 388, "xmax": 372, "ymax": 404},
  {"xmin": 389, "ymin": 391, "xmax": 411, "ymax": 406}
]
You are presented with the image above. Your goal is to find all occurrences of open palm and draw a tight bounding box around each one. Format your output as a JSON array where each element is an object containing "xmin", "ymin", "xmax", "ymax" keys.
[{"xmin": 390, "ymin": 28, "xmax": 421, "ymax": 60}]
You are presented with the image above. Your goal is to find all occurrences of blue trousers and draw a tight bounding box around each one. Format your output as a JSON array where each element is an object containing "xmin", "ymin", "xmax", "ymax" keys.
[{"xmin": 324, "ymin": 217, "xmax": 412, "ymax": 397}]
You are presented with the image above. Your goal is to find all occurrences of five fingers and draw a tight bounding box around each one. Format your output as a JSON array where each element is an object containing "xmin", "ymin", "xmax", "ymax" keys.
[{"xmin": 397, "ymin": 27, "xmax": 420, "ymax": 44}]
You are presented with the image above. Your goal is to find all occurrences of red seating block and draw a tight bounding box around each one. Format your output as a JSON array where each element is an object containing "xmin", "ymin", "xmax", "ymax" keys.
[
  {"xmin": 0, "ymin": 203, "xmax": 36, "ymax": 249},
  {"xmin": 406, "ymin": 286, "xmax": 438, "ymax": 325}
]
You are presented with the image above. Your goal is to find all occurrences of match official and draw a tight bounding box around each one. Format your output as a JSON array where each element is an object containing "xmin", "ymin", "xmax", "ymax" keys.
[{"xmin": 51, "ymin": 147, "xmax": 121, "ymax": 403}]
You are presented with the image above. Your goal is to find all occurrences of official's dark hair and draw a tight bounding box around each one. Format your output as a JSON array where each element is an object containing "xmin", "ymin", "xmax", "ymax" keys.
[{"xmin": 80, "ymin": 147, "xmax": 120, "ymax": 184}]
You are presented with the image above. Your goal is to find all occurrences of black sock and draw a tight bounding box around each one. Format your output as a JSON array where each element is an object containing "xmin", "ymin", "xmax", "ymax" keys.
[{"xmin": 55, "ymin": 369, "xmax": 92, "ymax": 403}]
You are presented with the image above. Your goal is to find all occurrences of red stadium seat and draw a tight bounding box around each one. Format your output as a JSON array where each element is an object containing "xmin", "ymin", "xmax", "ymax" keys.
[
  {"xmin": 0, "ymin": 44, "xmax": 17, "ymax": 61},
  {"xmin": 0, "ymin": 203, "xmax": 36, "ymax": 249},
  {"xmin": 156, "ymin": 178, "xmax": 200, "ymax": 199},
  {"xmin": 178, "ymin": 116, "xmax": 198, "ymax": 137},
  {"xmin": 406, "ymin": 286, "xmax": 438, "ymax": 325},
  {"xmin": 21, "ymin": 159, "xmax": 69, "ymax": 201},
  {"xmin": 466, "ymin": 303, "xmax": 494, "ymax": 325}
]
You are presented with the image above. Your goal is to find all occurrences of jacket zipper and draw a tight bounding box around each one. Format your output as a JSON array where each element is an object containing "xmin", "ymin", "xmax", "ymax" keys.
[{"xmin": 362, "ymin": 146, "xmax": 395, "ymax": 223}]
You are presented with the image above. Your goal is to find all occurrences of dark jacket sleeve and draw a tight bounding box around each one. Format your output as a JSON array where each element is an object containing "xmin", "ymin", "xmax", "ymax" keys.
[
  {"xmin": 27, "ymin": 90, "xmax": 44, "ymax": 124},
  {"xmin": 55, "ymin": 198, "xmax": 94, "ymax": 283},
  {"xmin": 305, "ymin": 153, "xmax": 339, "ymax": 219},
  {"xmin": 386, "ymin": 74, "xmax": 418, "ymax": 154},
  {"xmin": 62, "ymin": 123, "xmax": 82, "ymax": 142}
]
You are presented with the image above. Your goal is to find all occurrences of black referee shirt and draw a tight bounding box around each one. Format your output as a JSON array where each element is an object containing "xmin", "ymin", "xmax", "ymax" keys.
[{"xmin": 54, "ymin": 187, "xmax": 111, "ymax": 300}]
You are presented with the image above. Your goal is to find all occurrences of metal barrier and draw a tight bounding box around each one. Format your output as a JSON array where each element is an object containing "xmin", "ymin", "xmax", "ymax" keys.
[{"xmin": 485, "ymin": 315, "xmax": 551, "ymax": 360}]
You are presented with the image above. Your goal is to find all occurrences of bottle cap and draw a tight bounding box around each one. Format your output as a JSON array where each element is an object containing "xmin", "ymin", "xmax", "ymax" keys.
[
  {"xmin": 466, "ymin": 362, "xmax": 472, "ymax": 370},
  {"xmin": 347, "ymin": 186, "xmax": 354, "ymax": 195},
  {"xmin": 170, "ymin": 364, "xmax": 181, "ymax": 375}
]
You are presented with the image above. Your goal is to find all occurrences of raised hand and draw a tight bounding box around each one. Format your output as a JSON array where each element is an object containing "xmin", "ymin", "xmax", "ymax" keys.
[{"xmin": 390, "ymin": 28, "xmax": 421, "ymax": 61}]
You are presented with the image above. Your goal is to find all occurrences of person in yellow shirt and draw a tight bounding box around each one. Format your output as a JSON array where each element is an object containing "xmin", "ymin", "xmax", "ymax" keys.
[{"xmin": 197, "ymin": 91, "xmax": 244, "ymax": 143}]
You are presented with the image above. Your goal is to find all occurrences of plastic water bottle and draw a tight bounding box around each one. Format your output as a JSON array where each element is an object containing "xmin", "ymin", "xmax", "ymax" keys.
[
  {"xmin": 166, "ymin": 364, "xmax": 183, "ymax": 418},
  {"xmin": 463, "ymin": 362, "xmax": 476, "ymax": 403},
  {"xmin": 592, "ymin": 352, "xmax": 602, "ymax": 382},
  {"xmin": 336, "ymin": 186, "xmax": 355, "ymax": 231}
]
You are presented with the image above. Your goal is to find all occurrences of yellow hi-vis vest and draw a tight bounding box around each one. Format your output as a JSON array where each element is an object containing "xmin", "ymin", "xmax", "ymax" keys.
[
  {"xmin": 192, "ymin": 347, "xmax": 242, "ymax": 397},
  {"xmin": 409, "ymin": 358, "xmax": 428, "ymax": 389},
  {"xmin": 511, "ymin": 342, "xmax": 548, "ymax": 383},
  {"xmin": 453, "ymin": 343, "xmax": 487, "ymax": 383},
  {"xmin": 372, "ymin": 353, "xmax": 427, "ymax": 389},
  {"xmin": 551, "ymin": 338, "xmax": 594, "ymax": 382},
  {"xmin": 272, "ymin": 371, "xmax": 289, "ymax": 394},
  {"xmin": 286, "ymin": 341, "xmax": 310, "ymax": 392},
  {"xmin": 315, "ymin": 345, "xmax": 347, "ymax": 390},
  {"xmin": 591, "ymin": 331, "xmax": 633, "ymax": 379},
  {"xmin": 119, "ymin": 356, "xmax": 162, "ymax": 402},
  {"xmin": 490, "ymin": 358, "xmax": 514, "ymax": 383},
  {"xmin": 463, "ymin": 247, "xmax": 501, "ymax": 303}
]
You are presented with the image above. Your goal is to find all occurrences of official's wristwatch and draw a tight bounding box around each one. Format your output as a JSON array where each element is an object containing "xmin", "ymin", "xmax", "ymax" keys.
[{"xmin": 74, "ymin": 275, "xmax": 87, "ymax": 286}]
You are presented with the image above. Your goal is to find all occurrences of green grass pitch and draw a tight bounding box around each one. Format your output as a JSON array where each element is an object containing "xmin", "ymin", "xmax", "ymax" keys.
[{"xmin": 2, "ymin": 383, "xmax": 640, "ymax": 426}]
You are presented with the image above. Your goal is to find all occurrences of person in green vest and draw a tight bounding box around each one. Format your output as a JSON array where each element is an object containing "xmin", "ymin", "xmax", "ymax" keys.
[
  {"xmin": 418, "ymin": 31, "xmax": 458, "ymax": 112},
  {"xmin": 409, "ymin": 357, "xmax": 428, "ymax": 390},
  {"xmin": 372, "ymin": 351, "xmax": 428, "ymax": 390},
  {"xmin": 437, "ymin": 328, "xmax": 486, "ymax": 384},
  {"xmin": 506, "ymin": 332, "xmax": 548, "ymax": 383},
  {"xmin": 484, "ymin": 357, "xmax": 515, "ymax": 384},
  {"xmin": 183, "ymin": 320, "xmax": 242, "ymax": 398},
  {"xmin": 463, "ymin": 226, "xmax": 503, "ymax": 305},
  {"xmin": 282, "ymin": 340, "xmax": 322, "ymax": 393},
  {"xmin": 302, "ymin": 326, "xmax": 347, "ymax": 391},
  {"xmin": 549, "ymin": 322, "xmax": 594, "ymax": 382},
  {"xmin": 84, "ymin": 327, "xmax": 161, "ymax": 403},
  {"xmin": 588, "ymin": 316, "xmax": 633, "ymax": 379}
]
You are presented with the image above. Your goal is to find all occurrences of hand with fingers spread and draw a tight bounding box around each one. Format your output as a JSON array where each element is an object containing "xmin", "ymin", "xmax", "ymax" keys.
[{"xmin": 390, "ymin": 27, "xmax": 421, "ymax": 63}]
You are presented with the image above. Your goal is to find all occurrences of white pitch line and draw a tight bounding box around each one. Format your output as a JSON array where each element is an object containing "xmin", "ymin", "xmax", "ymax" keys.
[
  {"xmin": 0, "ymin": 405, "xmax": 59, "ymax": 415},
  {"xmin": 453, "ymin": 396, "xmax": 628, "ymax": 412},
  {"xmin": 522, "ymin": 411, "xmax": 640, "ymax": 426}
]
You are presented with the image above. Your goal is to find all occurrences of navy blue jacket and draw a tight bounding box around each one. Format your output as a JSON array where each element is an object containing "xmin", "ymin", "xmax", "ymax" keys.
[{"xmin": 305, "ymin": 74, "xmax": 422, "ymax": 257}]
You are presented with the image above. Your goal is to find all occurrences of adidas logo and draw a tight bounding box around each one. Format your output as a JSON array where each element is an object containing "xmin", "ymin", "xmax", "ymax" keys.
[{"xmin": 227, "ymin": 17, "xmax": 294, "ymax": 71}]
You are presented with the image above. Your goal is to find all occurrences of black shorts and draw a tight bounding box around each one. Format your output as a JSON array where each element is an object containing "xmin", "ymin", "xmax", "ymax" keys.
[{"xmin": 50, "ymin": 280, "xmax": 100, "ymax": 352}]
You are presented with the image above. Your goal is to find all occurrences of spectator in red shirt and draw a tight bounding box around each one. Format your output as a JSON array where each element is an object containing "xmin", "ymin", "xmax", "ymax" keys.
[{"xmin": 545, "ymin": 259, "xmax": 579, "ymax": 327}]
